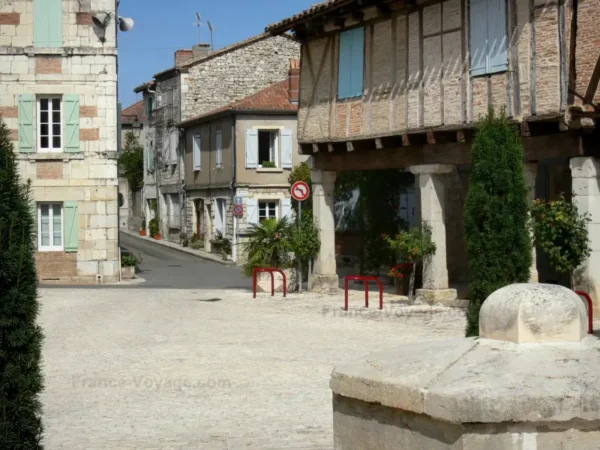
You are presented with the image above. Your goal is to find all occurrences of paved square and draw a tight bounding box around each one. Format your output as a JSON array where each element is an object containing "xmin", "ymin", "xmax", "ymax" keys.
[{"xmin": 39, "ymin": 288, "xmax": 466, "ymax": 449}]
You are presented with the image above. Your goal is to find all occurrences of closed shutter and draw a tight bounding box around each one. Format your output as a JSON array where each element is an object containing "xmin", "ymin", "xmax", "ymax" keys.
[
  {"xmin": 169, "ymin": 130, "xmax": 178, "ymax": 164},
  {"xmin": 147, "ymin": 142, "xmax": 155, "ymax": 171},
  {"xmin": 64, "ymin": 94, "xmax": 80, "ymax": 153},
  {"xmin": 216, "ymin": 130, "xmax": 223, "ymax": 167},
  {"xmin": 487, "ymin": 0, "xmax": 508, "ymax": 73},
  {"xmin": 18, "ymin": 94, "xmax": 34, "ymax": 153},
  {"xmin": 338, "ymin": 27, "xmax": 365, "ymax": 99},
  {"xmin": 246, "ymin": 198, "xmax": 258, "ymax": 225},
  {"xmin": 246, "ymin": 129, "xmax": 258, "ymax": 169},
  {"xmin": 470, "ymin": 0, "xmax": 488, "ymax": 76},
  {"xmin": 34, "ymin": 0, "xmax": 62, "ymax": 48},
  {"xmin": 281, "ymin": 129, "xmax": 293, "ymax": 169},
  {"xmin": 30, "ymin": 201, "xmax": 37, "ymax": 245},
  {"xmin": 193, "ymin": 135, "xmax": 201, "ymax": 170},
  {"xmin": 64, "ymin": 201, "xmax": 79, "ymax": 253},
  {"xmin": 281, "ymin": 198, "xmax": 293, "ymax": 222}
]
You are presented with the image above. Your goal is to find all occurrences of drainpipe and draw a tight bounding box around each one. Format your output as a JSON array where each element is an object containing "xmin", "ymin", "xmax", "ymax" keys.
[{"xmin": 231, "ymin": 114, "xmax": 237, "ymax": 263}]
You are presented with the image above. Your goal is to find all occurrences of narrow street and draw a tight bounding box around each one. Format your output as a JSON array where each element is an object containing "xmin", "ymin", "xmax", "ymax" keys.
[{"xmin": 119, "ymin": 232, "xmax": 248, "ymax": 290}]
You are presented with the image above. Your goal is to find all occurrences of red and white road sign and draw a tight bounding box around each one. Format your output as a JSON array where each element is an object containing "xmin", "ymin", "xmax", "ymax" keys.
[
  {"xmin": 291, "ymin": 181, "xmax": 310, "ymax": 202},
  {"xmin": 233, "ymin": 204, "xmax": 244, "ymax": 216}
]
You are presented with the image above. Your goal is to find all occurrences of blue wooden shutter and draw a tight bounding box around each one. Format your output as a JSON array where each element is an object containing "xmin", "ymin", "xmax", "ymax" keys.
[
  {"xmin": 338, "ymin": 32, "xmax": 353, "ymax": 98},
  {"xmin": 281, "ymin": 129, "xmax": 293, "ymax": 169},
  {"xmin": 246, "ymin": 129, "xmax": 258, "ymax": 169},
  {"xmin": 64, "ymin": 94, "xmax": 80, "ymax": 152},
  {"xmin": 470, "ymin": 0, "xmax": 488, "ymax": 76},
  {"xmin": 18, "ymin": 94, "xmax": 34, "ymax": 153},
  {"xmin": 64, "ymin": 201, "xmax": 79, "ymax": 253},
  {"xmin": 487, "ymin": 0, "xmax": 508, "ymax": 73},
  {"xmin": 34, "ymin": 0, "xmax": 62, "ymax": 47}
]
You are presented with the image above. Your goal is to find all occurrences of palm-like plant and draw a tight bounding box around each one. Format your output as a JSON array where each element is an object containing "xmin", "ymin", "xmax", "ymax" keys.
[{"xmin": 243, "ymin": 217, "xmax": 293, "ymax": 276}]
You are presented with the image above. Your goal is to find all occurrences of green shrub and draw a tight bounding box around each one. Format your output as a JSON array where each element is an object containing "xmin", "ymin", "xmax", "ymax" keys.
[
  {"xmin": 0, "ymin": 118, "xmax": 44, "ymax": 448},
  {"xmin": 464, "ymin": 108, "xmax": 531, "ymax": 337},
  {"xmin": 191, "ymin": 240, "xmax": 204, "ymax": 250},
  {"xmin": 261, "ymin": 161, "xmax": 276, "ymax": 168},
  {"xmin": 121, "ymin": 253, "xmax": 141, "ymax": 267},
  {"xmin": 289, "ymin": 214, "xmax": 320, "ymax": 265},
  {"xmin": 243, "ymin": 217, "xmax": 293, "ymax": 276},
  {"xmin": 149, "ymin": 218, "xmax": 159, "ymax": 237}
]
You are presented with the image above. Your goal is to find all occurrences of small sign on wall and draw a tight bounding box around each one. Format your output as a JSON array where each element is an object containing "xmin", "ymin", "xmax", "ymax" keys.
[{"xmin": 234, "ymin": 196, "xmax": 243, "ymax": 205}]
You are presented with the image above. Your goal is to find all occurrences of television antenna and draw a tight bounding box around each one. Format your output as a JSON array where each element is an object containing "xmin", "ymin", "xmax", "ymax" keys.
[
  {"xmin": 207, "ymin": 21, "xmax": 214, "ymax": 51},
  {"xmin": 193, "ymin": 12, "xmax": 203, "ymax": 44}
]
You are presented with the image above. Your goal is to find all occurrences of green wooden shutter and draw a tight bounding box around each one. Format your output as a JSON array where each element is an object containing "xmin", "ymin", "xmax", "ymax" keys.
[
  {"xmin": 34, "ymin": 0, "xmax": 62, "ymax": 48},
  {"xmin": 64, "ymin": 201, "xmax": 78, "ymax": 252},
  {"xmin": 64, "ymin": 94, "xmax": 80, "ymax": 153},
  {"xmin": 18, "ymin": 94, "xmax": 34, "ymax": 153}
]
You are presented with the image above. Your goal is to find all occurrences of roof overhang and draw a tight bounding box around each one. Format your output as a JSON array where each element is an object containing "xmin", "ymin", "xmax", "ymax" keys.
[{"xmin": 178, "ymin": 109, "xmax": 297, "ymax": 129}]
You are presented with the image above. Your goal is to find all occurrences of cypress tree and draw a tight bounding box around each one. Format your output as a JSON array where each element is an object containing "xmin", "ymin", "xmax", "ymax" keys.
[
  {"xmin": 0, "ymin": 118, "xmax": 44, "ymax": 448},
  {"xmin": 464, "ymin": 108, "xmax": 532, "ymax": 337}
]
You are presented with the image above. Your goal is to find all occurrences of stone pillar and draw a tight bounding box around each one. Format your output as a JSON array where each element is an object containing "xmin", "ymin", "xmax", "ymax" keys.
[
  {"xmin": 524, "ymin": 163, "xmax": 539, "ymax": 283},
  {"xmin": 410, "ymin": 165, "xmax": 457, "ymax": 305},
  {"xmin": 570, "ymin": 157, "xmax": 600, "ymax": 305},
  {"xmin": 311, "ymin": 170, "xmax": 338, "ymax": 293}
]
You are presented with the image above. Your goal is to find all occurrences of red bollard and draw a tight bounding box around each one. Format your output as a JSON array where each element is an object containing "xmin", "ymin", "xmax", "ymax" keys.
[
  {"xmin": 253, "ymin": 268, "xmax": 287, "ymax": 298},
  {"xmin": 575, "ymin": 291, "xmax": 594, "ymax": 334},
  {"xmin": 344, "ymin": 275, "xmax": 384, "ymax": 311}
]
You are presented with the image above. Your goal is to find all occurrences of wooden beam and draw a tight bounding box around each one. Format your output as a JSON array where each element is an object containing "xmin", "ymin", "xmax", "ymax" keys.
[
  {"xmin": 346, "ymin": 141, "xmax": 355, "ymax": 152},
  {"xmin": 584, "ymin": 53, "xmax": 600, "ymax": 104},
  {"xmin": 351, "ymin": 10, "xmax": 364, "ymax": 22},
  {"xmin": 402, "ymin": 134, "xmax": 410, "ymax": 146},
  {"xmin": 426, "ymin": 131, "xmax": 436, "ymax": 145},
  {"xmin": 457, "ymin": 130, "xmax": 466, "ymax": 143},
  {"xmin": 375, "ymin": 138, "xmax": 384, "ymax": 149},
  {"xmin": 312, "ymin": 143, "xmax": 320, "ymax": 154},
  {"xmin": 521, "ymin": 121, "xmax": 531, "ymax": 137},
  {"xmin": 333, "ymin": 17, "xmax": 346, "ymax": 29},
  {"xmin": 327, "ymin": 143, "xmax": 335, "ymax": 153}
]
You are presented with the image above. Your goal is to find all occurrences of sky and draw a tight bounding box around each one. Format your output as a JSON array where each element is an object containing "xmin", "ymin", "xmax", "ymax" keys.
[{"xmin": 117, "ymin": 0, "xmax": 316, "ymax": 107}]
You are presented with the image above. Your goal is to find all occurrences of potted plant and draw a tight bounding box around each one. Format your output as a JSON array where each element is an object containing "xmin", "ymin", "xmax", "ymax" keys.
[
  {"xmin": 140, "ymin": 217, "xmax": 147, "ymax": 236},
  {"xmin": 149, "ymin": 218, "xmax": 161, "ymax": 240},
  {"xmin": 190, "ymin": 233, "xmax": 204, "ymax": 250},
  {"xmin": 383, "ymin": 225, "xmax": 436, "ymax": 302},
  {"xmin": 388, "ymin": 263, "xmax": 414, "ymax": 295},
  {"xmin": 221, "ymin": 238, "xmax": 232, "ymax": 260},
  {"xmin": 210, "ymin": 230, "xmax": 225, "ymax": 255},
  {"xmin": 121, "ymin": 253, "xmax": 141, "ymax": 279}
]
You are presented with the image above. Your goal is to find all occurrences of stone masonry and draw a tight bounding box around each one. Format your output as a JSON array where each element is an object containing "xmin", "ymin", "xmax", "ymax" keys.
[{"xmin": 1, "ymin": 0, "xmax": 119, "ymax": 283}]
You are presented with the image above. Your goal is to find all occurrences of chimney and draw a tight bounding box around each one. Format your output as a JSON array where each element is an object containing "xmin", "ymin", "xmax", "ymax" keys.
[
  {"xmin": 289, "ymin": 59, "xmax": 300, "ymax": 105},
  {"xmin": 192, "ymin": 43, "xmax": 212, "ymax": 60},
  {"xmin": 174, "ymin": 49, "xmax": 193, "ymax": 67}
]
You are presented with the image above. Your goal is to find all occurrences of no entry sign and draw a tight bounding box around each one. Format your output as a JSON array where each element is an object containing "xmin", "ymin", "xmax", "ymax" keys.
[{"xmin": 291, "ymin": 181, "xmax": 310, "ymax": 202}]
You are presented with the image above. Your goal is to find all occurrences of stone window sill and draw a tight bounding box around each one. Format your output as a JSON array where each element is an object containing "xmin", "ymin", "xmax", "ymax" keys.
[
  {"xmin": 256, "ymin": 168, "xmax": 283, "ymax": 173},
  {"xmin": 16, "ymin": 152, "xmax": 84, "ymax": 161}
]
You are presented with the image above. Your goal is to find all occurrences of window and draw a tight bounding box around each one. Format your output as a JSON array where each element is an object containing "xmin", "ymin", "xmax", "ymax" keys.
[
  {"xmin": 168, "ymin": 194, "xmax": 180, "ymax": 229},
  {"xmin": 146, "ymin": 96, "xmax": 155, "ymax": 117},
  {"xmin": 216, "ymin": 129, "xmax": 223, "ymax": 168},
  {"xmin": 34, "ymin": 0, "xmax": 62, "ymax": 48},
  {"xmin": 215, "ymin": 199, "xmax": 226, "ymax": 235},
  {"xmin": 38, "ymin": 203, "xmax": 63, "ymax": 251},
  {"xmin": 259, "ymin": 201, "xmax": 278, "ymax": 222},
  {"xmin": 258, "ymin": 130, "xmax": 279, "ymax": 168},
  {"xmin": 470, "ymin": 0, "xmax": 508, "ymax": 76},
  {"xmin": 38, "ymin": 97, "xmax": 62, "ymax": 152},
  {"xmin": 193, "ymin": 135, "xmax": 201, "ymax": 171},
  {"xmin": 338, "ymin": 27, "xmax": 365, "ymax": 99}
]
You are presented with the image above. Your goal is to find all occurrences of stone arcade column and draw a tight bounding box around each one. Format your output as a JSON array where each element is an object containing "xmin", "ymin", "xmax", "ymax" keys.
[
  {"xmin": 409, "ymin": 164, "xmax": 457, "ymax": 305},
  {"xmin": 524, "ymin": 163, "xmax": 539, "ymax": 283},
  {"xmin": 570, "ymin": 157, "xmax": 600, "ymax": 304},
  {"xmin": 311, "ymin": 170, "xmax": 339, "ymax": 293}
]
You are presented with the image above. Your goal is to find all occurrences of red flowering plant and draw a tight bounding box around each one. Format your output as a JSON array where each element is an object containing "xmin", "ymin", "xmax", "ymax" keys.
[{"xmin": 388, "ymin": 263, "xmax": 414, "ymax": 279}]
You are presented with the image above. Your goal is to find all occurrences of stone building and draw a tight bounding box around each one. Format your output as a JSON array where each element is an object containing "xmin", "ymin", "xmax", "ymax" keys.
[
  {"xmin": 267, "ymin": 0, "xmax": 600, "ymax": 304},
  {"xmin": 0, "ymin": 0, "xmax": 120, "ymax": 283},
  {"xmin": 134, "ymin": 33, "xmax": 300, "ymax": 242},
  {"xmin": 179, "ymin": 66, "xmax": 307, "ymax": 263}
]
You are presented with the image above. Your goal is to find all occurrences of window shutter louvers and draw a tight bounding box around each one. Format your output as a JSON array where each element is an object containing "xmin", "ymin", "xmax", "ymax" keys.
[
  {"xmin": 246, "ymin": 129, "xmax": 258, "ymax": 169},
  {"xmin": 281, "ymin": 129, "xmax": 293, "ymax": 169},
  {"xmin": 64, "ymin": 201, "xmax": 79, "ymax": 253},
  {"xmin": 246, "ymin": 198, "xmax": 258, "ymax": 225},
  {"xmin": 64, "ymin": 94, "xmax": 80, "ymax": 153},
  {"xmin": 18, "ymin": 94, "xmax": 34, "ymax": 153}
]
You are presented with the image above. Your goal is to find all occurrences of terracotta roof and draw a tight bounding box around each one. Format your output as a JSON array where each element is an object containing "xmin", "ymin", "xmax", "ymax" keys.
[
  {"xmin": 179, "ymin": 80, "xmax": 297, "ymax": 128},
  {"xmin": 266, "ymin": 0, "xmax": 354, "ymax": 34},
  {"xmin": 121, "ymin": 100, "xmax": 145, "ymax": 124}
]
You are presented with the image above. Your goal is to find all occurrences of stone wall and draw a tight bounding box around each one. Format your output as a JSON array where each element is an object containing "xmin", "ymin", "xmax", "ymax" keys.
[
  {"xmin": 1, "ymin": 0, "xmax": 119, "ymax": 283},
  {"xmin": 182, "ymin": 35, "xmax": 300, "ymax": 120}
]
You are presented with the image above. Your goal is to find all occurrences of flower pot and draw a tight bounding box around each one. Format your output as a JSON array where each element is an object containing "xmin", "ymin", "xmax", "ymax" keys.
[
  {"xmin": 121, "ymin": 266, "xmax": 136, "ymax": 280},
  {"xmin": 153, "ymin": 234, "xmax": 162, "ymax": 240},
  {"xmin": 394, "ymin": 276, "xmax": 411, "ymax": 296},
  {"xmin": 139, "ymin": 229, "xmax": 147, "ymax": 236}
]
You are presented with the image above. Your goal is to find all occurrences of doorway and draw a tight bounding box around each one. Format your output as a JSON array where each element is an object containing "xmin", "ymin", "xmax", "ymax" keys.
[{"xmin": 195, "ymin": 199, "xmax": 204, "ymax": 238}]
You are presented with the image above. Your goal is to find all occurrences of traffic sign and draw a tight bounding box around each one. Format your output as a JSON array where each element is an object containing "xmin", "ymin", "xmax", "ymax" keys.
[
  {"xmin": 233, "ymin": 204, "xmax": 244, "ymax": 217},
  {"xmin": 291, "ymin": 181, "xmax": 310, "ymax": 202},
  {"xmin": 234, "ymin": 196, "xmax": 243, "ymax": 205}
]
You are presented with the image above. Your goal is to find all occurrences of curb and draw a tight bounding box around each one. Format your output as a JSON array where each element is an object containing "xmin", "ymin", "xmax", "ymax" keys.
[{"xmin": 119, "ymin": 229, "xmax": 235, "ymax": 266}]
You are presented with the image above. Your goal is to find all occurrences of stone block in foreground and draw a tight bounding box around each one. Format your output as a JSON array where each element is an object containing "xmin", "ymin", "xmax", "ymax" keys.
[{"xmin": 331, "ymin": 283, "xmax": 600, "ymax": 449}]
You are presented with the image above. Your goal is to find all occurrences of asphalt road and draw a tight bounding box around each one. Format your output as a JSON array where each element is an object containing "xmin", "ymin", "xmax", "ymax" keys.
[{"xmin": 119, "ymin": 232, "xmax": 249, "ymax": 289}]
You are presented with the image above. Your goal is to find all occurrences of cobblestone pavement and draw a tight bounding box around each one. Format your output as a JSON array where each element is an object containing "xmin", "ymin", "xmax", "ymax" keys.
[{"xmin": 39, "ymin": 288, "xmax": 468, "ymax": 449}]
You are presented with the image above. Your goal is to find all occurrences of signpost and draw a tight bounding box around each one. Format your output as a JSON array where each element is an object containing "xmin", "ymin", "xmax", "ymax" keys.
[
  {"xmin": 291, "ymin": 181, "xmax": 311, "ymax": 293},
  {"xmin": 232, "ymin": 204, "xmax": 244, "ymax": 217}
]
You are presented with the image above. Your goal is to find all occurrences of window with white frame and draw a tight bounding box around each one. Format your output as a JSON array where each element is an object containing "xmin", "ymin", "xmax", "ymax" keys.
[
  {"xmin": 168, "ymin": 194, "xmax": 180, "ymax": 228},
  {"xmin": 216, "ymin": 129, "xmax": 223, "ymax": 168},
  {"xmin": 258, "ymin": 201, "xmax": 278, "ymax": 222},
  {"xmin": 258, "ymin": 130, "xmax": 279, "ymax": 168},
  {"xmin": 38, "ymin": 203, "xmax": 63, "ymax": 251},
  {"xmin": 38, "ymin": 97, "xmax": 62, "ymax": 152}
]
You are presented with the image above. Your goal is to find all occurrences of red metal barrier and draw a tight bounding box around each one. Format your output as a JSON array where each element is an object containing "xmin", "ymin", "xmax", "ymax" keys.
[
  {"xmin": 575, "ymin": 291, "xmax": 593, "ymax": 334},
  {"xmin": 344, "ymin": 275, "xmax": 384, "ymax": 311},
  {"xmin": 253, "ymin": 268, "xmax": 287, "ymax": 298}
]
